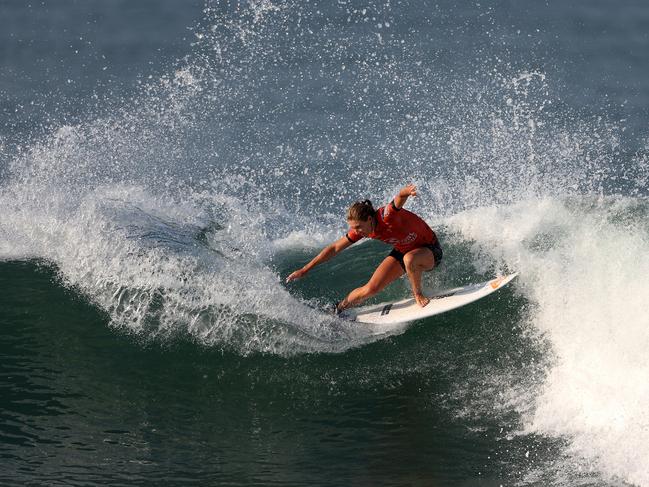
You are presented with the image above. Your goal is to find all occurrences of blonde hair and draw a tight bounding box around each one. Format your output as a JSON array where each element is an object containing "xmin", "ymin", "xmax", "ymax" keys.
[{"xmin": 346, "ymin": 199, "xmax": 375, "ymax": 221}]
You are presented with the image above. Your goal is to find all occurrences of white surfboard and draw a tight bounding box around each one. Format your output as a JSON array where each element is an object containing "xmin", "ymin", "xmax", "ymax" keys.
[{"xmin": 340, "ymin": 273, "xmax": 518, "ymax": 332}]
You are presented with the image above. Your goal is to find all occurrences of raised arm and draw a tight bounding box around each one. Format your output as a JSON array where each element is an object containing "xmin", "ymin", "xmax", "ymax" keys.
[
  {"xmin": 286, "ymin": 236, "xmax": 353, "ymax": 282},
  {"xmin": 393, "ymin": 183, "xmax": 418, "ymax": 209}
]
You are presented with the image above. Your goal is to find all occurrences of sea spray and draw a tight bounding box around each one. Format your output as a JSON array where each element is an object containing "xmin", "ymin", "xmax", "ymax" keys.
[{"xmin": 1, "ymin": 2, "xmax": 648, "ymax": 483}]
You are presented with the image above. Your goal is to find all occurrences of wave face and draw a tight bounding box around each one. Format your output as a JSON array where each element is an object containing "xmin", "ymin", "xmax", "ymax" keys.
[{"xmin": 1, "ymin": 1, "xmax": 649, "ymax": 485}]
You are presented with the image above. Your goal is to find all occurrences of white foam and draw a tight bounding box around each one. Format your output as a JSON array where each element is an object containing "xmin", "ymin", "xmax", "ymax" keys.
[
  {"xmin": 449, "ymin": 197, "xmax": 649, "ymax": 486},
  {"xmin": 1, "ymin": 0, "xmax": 646, "ymax": 478},
  {"xmin": 270, "ymin": 228, "xmax": 346, "ymax": 252}
]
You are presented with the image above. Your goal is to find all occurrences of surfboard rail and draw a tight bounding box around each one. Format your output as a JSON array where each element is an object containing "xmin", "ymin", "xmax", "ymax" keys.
[{"xmin": 340, "ymin": 273, "xmax": 518, "ymax": 327}]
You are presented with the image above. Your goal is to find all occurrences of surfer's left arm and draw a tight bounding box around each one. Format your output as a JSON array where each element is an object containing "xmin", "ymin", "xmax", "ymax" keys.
[
  {"xmin": 393, "ymin": 184, "xmax": 418, "ymax": 209},
  {"xmin": 286, "ymin": 236, "xmax": 352, "ymax": 282}
]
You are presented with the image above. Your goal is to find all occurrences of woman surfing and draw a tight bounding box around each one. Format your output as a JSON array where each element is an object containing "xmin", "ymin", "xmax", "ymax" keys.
[{"xmin": 286, "ymin": 184, "xmax": 442, "ymax": 313}]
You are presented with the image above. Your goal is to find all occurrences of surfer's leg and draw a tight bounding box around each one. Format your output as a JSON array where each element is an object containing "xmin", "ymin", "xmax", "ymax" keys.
[
  {"xmin": 403, "ymin": 247, "xmax": 436, "ymax": 307},
  {"xmin": 337, "ymin": 256, "xmax": 405, "ymax": 311}
]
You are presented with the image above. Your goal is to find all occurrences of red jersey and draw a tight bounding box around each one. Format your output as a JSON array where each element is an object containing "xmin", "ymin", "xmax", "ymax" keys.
[{"xmin": 346, "ymin": 201, "xmax": 437, "ymax": 253}]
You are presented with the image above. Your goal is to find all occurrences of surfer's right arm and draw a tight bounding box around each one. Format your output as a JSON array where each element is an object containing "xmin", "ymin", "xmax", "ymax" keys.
[
  {"xmin": 286, "ymin": 236, "xmax": 353, "ymax": 282},
  {"xmin": 393, "ymin": 183, "xmax": 418, "ymax": 209}
]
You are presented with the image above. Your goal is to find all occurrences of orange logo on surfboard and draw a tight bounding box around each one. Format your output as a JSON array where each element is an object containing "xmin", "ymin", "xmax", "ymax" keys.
[{"xmin": 490, "ymin": 277, "xmax": 505, "ymax": 289}]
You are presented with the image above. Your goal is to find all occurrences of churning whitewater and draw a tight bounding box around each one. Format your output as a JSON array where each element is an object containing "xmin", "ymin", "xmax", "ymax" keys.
[{"xmin": 1, "ymin": 1, "xmax": 649, "ymax": 486}]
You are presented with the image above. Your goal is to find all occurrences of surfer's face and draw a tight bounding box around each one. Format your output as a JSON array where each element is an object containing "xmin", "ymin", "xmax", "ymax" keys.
[{"xmin": 348, "ymin": 217, "xmax": 374, "ymax": 237}]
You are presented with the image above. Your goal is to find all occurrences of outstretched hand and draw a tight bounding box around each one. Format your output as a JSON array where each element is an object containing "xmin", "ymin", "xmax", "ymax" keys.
[
  {"xmin": 286, "ymin": 268, "xmax": 307, "ymax": 282},
  {"xmin": 394, "ymin": 183, "xmax": 418, "ymax": 209},
  {"xmin": 399, "ymin": 183, "xmax": 418, "ymax": 198}
]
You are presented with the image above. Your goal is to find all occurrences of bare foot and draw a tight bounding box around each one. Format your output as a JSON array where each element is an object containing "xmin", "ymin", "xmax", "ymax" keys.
[{"xmin": 414, "ymin": 293, "xmax": 430, "ymax": 307}]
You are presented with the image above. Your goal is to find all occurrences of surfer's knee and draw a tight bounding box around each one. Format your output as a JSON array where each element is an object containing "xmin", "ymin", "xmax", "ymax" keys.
[
  {"xmin": 403, "ymin": 252, "xmax": 414, "ymax": 270},
  {"xmin": 402, "ymin": 252, "xmax": 421, "ymax": 272},
  {"xmin": 403, "ymin": 248, "xmax": 434, "ymax": 272}
]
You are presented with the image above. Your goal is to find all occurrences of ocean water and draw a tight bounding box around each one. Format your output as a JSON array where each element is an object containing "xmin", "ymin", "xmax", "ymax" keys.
[{"xmin": 1, "ymin": 0, "xmax": 649, "ymax": 485}]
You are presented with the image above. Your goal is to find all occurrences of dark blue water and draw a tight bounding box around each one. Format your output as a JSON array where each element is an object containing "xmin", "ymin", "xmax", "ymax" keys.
[{"xmin": 1, "ymin": 1, "xmax": 649, "ymax": 485}]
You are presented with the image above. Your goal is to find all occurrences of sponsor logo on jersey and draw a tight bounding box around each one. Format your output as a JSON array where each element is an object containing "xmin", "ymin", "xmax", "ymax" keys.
[{"xmin": 384, "ymin": 232, "xmax": 418, "ymax": 246}]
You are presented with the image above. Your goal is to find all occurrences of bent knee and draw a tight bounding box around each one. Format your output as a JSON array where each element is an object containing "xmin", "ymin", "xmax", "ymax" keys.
[
  {"xmin": 402, "ymin": 253, "xmax": 416, "ymax": 269},
  {"xmin": 403, "ymin": 252, "xmax": 422, "ymax": 270},
  {"xmin": 403, "ymin": 250, "xmax": 435, "ymax": 271}
]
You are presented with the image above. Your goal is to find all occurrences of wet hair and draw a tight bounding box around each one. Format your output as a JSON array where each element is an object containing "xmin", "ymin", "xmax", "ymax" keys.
[{"xmin": 346, "ymin": 199, "xmax": 375, "ymax": 221}]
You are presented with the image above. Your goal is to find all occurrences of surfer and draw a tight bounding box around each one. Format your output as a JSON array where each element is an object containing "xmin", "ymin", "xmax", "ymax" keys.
[{"xmin": 286, "ymin": 184, "xmax": 442, "ymax": 312}]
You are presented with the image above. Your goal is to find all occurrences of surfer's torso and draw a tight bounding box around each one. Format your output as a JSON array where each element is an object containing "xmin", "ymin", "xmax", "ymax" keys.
[{"xmin": 346, "ymin": 201, "xmax": 437, "ymax": 253}]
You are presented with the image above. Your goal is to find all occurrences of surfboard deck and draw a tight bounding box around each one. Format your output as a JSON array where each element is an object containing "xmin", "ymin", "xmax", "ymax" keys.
[{"xmin": 339, "ymin": 273, "xmax": 518, "ymax": 331}]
